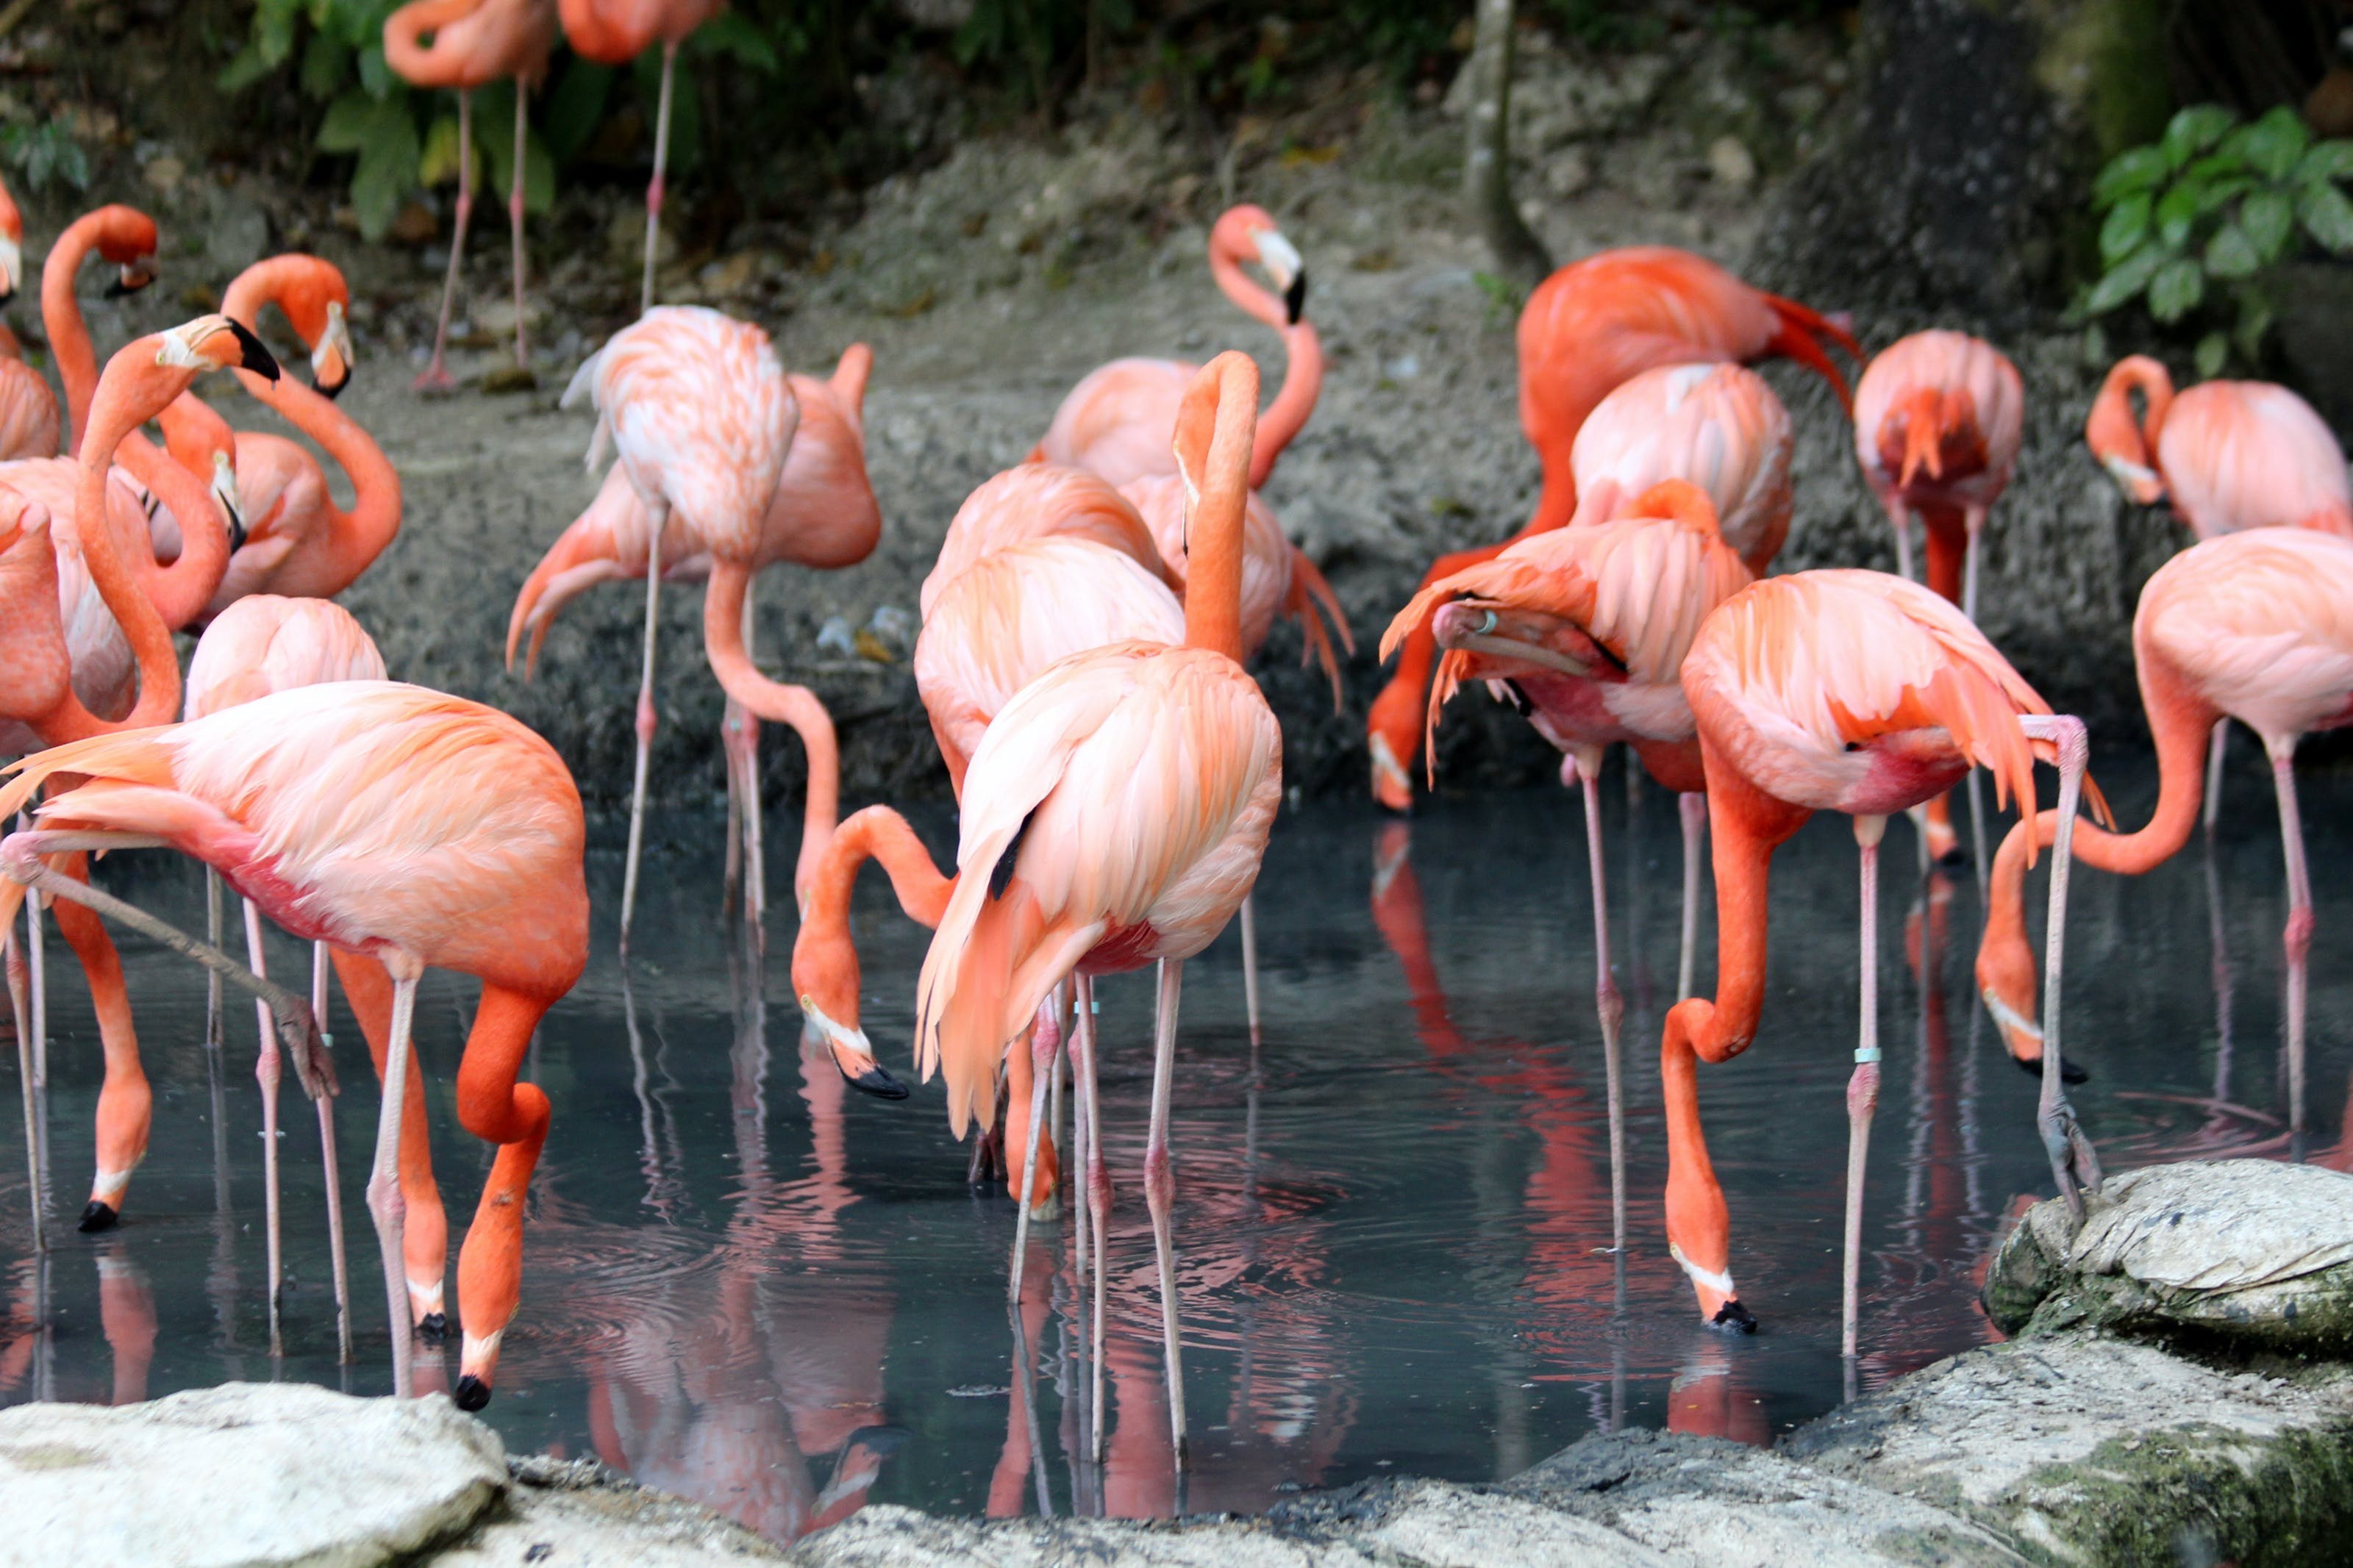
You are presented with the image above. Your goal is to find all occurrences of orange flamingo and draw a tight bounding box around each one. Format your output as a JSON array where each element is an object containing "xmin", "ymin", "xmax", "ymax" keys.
[
  {"xmin": 1660, "ymin": 569, "xmax": 2094, "ymax": 1356},
  {"xmin": 0, "ymin": 678, "xmax": 588, "ymax": 1408},
  {"xmin": 1977, "ymin": 529, "xmax": 2353, "ymax": 1142},
  {"xmin": 1383, "ymin": 480, "xmax": 1754, "ymax": 1259},
  {"xmin": 386, "ymin": 0, "xmax": 560, "ymax": 388},
  {"xmin": 40, "ymin": 204, "xmax": 157, "ymax": 456},
  {"xmin": 0, "ymin": 321, "xmax": 279, "ymax": 1248},
  {"xmin": 185, "ymin": 595, "xmax": 386, "ymax": 1356},
  {"xmin": 1854, "ymin": 329, "xmax": 2024, "ymax": 867},
  {"xmin": 563, "ymin": 306, "xmax": 841, "ymax": 948},
  {"xmin": 1368, "ymin": 246, "xmax": 1859, "ymax": 810},
  {"xmin": 916, "ymin": 351, "xmax": 1280, "ymax": 1469},
  {"xmin": 559, "ymin": 0, "xmax": 724, "ymax": 312},
  {"xmin": 513, "ymin": 341, "xmax": 874, "ymax": 938},
  {"xmin": 1565, "ymin": 362, "xmax": 1793, "ymax": 574},
  {"xmin": 0, "ymin": 173, "xmax": 57, "ymax": 460}
]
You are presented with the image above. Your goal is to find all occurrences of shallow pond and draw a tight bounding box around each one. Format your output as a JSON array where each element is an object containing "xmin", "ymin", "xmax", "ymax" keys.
[{"xmin": 4, "ymin": 748, "xmax": 2349, "ymax": 1539}]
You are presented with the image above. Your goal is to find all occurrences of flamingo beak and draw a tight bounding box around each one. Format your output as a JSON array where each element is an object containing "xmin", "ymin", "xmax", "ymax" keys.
[
  {"xmin": 2101, "ymin": 452, "xmax": 2163, "ymax": 506},
  {"xmin": 210, "ymin": 452, "xmax": 245, "ymax": 554},
  {"xmin": 0, "ymin": 237, "xmax": 20, "ymax": 304},
  {"xmin": 800, "ymin": 998, "xmax": 911, "ymax": 1100},
  {"xmin": 1256, "ymin": 229, "xmax": 1307, "ymax": 325},
  {"xmin": 310, "ymin": 301, "xmax": 353, "ymax": 398},
  {"xmin": 106, "ymin": 259, "xmax": 157, "ymax": 298},
  {"xmin": 1430, "ymin": 601, "xmax": 1596, "ymax": 679}
]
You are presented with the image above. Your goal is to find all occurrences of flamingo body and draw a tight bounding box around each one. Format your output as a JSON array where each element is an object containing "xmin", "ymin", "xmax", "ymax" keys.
[
  {"xmin": 1854, "ymin": 331, "xmax": 2023, "ymax": 526},
  {"xmin": 185, "ymin": 596, "xmax": 388, "ymax": 718},
  {"xmin": 2088, "ymin": 356, "xmax": 2353, "ymax": 536},
  {"xmin": 1568, "ymin": 363, "xmax": 1792, "ymax": 574},
  {"xmin": 385, "ymin": 0, "xmax": 557, "ymax": 88}
]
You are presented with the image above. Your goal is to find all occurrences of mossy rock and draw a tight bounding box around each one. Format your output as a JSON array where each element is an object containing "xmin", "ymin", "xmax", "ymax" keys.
[{"xmin": 1984, "ymin": 1161, "xmax": 2353, "ymax": 1352}]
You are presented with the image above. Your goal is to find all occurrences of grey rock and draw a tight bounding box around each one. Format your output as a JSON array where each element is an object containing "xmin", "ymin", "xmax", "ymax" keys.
[
  {"xmin": 1982, "ymin": 1159, "xmax": 2353, "ymax": 1349},
  {"xmin": 788, "ymin": 1505, "xmax": 1378, "ymax": 1566},
  {"xmin": 0, "ymin": 1382, "xmax": 504, "ymax": 1567},
  {"xmin": 438, "ymin": 1455, "xmax": 788, "ymax": 1565},
  {"xmin": 1785, "ymin": 1333, "xmax": 2353, "ymax": 1567}
]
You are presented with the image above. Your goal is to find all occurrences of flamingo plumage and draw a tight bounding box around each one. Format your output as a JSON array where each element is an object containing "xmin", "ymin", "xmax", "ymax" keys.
[{"xmin": 2088, "ymin": 355, "xmax": 2353, "ymax": 539}]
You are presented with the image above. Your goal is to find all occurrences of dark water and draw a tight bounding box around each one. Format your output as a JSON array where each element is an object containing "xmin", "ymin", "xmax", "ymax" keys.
[{"xmin": 3, "ymin": 748, "xmax": 2348, "ymax": 1538}]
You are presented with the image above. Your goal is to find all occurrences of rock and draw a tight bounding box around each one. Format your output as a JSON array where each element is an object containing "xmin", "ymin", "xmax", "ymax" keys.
[
  {"xmin": 1785, "ymin": 1333, "xmax": 2353, "ymax": 1567},
  {"xmin": 1706, "ymin": 135, "xmax": 1756, "ymax": 190},
  {"xmin": 0, "ymin": 1382, "xmax": 504, "ymax": 1567},
  {"xmin": 390, "ymin": 201, "xmax": 441, "ymax": 245},
  {"xmin": 140, "ymin": 154, "xmax": 183, "ymax": 193},
  {"xmin": 1982, "ymin": 1159, "xmax": 2353, "ymax": 1350},
  {"xmin": 438, "ymin": 1455, "xmax": 787, "ymax": 1565},
  {"xmin": 790, "ymin": 1505, "xmax": 1378, "ymax": 1566},
  {"xmin": 201, "ymin": 182, "xmax": 273, "ymax": 279},
  {"xmin": 1545, "ymin": 147, "xmax": 1594, "ymax": 198}
]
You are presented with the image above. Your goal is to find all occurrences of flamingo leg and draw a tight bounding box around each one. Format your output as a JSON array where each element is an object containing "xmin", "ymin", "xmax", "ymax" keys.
[
  {"xmin": 640, "ymin": 41, "xmax": 678, "ymax": 315},
  {"xmin": 2269, "ymin": 742, "xmax": 2313, "ymax": 1140},
  {"xmin": 507, "ymin": 76, "xmax": 530, "ymax": 373},
  {"xmin": 1842, "ymin": 815, "xmax": 1887, "ymax": 1361},
  {"xmin": 1884, "ymin": 498, "xmax": 1914, "ymax": 583},
  {"xmin": 1572, "ymin": 750, "xmax": 1628, "ymax": 1257},
  {"xmin": 7, "ymin": 928, "xmax": 40, "ymax": 1253},
  {"xmin": 1145, "ymin": 956, "xmax": 1189, "ymax": 1469},
  {"xmin": 1072, "ymin": 973, "xmax": 1108, "ymax": 1464},
  {"xmin": 1961, "ymin": 511, "xmax": 1984, "ymax": 623},
  {"xmin": 619, "ymin": 499, "xmax": 664, "ymax": 956},
  {"xmin": 204, "ymin": 868, "xmax": 223, "ymax": 1051},
  {"xmin": 1009, "ymin": 989, "xmax": 1064, "ymax": 1303},
  {"xmin": 331, "ymin": 949, "xmax": 448, "ymax": 1333},
  {"xmin": 2205, "ymin": 721, "xmax": 2228, "ymax": 834},
  {"xmin": 366, "ymin": 970, "xmax": 419, "ymax": 1398},
  {"xmin": 2020, "ymin": 715, "xmax": 2101, "ymax": 1214},
  {"xmin": 313, "ymin": 939, "xmax": 351, "ymax": 1363},
  {"xmin": 1239, "ymin": 894, "xmax": 1262, "ymax": 1049},
  {"xmin": 1966, "ymin": 769, "xmax": 1990, "ymax": 901},
  {"xmin": 1677, "ymin": 790, "xmax": 1706, "ymax": 1002},
  {"xmin": 242, "ymin": 898, "xmax": 284, "ymax": 1354},
  {"xmin": 45, "ymin": 861, "xmax": 149, "ymax": 1234},
  {"xmin": 417, "ymin": 88, "xmax": 474, "ymax": 394},
  {"xmin": 741, "ymin": 581, "xmax": 765, "ymax": 939},
  {"xmin": 451, "ymin": 984, "xmax": 555, "ymax": 1411}
]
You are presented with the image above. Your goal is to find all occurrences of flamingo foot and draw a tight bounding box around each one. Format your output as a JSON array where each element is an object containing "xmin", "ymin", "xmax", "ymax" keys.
[
  {"xmin": 79, "ymin": 1200, "xmax": 118, "ymax": 1233},
  {"xmin": 413, "ymin": 362, "xmax": 459, "ymax": 395}
]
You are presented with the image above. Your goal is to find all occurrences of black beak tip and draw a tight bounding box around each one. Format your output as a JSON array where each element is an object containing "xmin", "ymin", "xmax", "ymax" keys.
[
  {"xmin": 78, "ymin": 1200, "xmax": 120, "ymax": 1233},
  {"xmin": 312, "ymin": 369, "xmax": 349, "ymax": 400},
  {"xmin": 415, "ymin": 1310, "xmax": 449, "ymax": 1342},
  {"xmin": 226, "ymin": 515, "xmax": 248, "ymax": 554},
  {"xmin": 0, "ymin": 284, "xmax": 16, "ymax": 307},
  {"xmin": 841, "ymin": 1423, "xmax": 915, "ymax": 1458},
  {"xmin": 2014, "ymin": 1053, "xmax": 2089, "ymax": 1086},
  {"xmin": 1284, "ymin": 269, "xmax": 1307, "ymax": 326},
  {"xmin": 843, "ymin": 1059, "xmax": 911, "ymax": 1101},
  {"xmin": 226, "ymin": 319, "xmax": 281, "ymax": 381},
  {"xmin": 1710, "ymin": 1298, "xmax": 1758, "ymax": 1334},
  {"xmin": 452, "ymin": 1374, "xmax": 492, "ymax": 1412}
]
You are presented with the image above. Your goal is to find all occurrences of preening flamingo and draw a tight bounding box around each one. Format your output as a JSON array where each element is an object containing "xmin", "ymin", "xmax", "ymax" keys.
[
  {"xmin": 1382, "ymin": 480, "xmax": 1754, "ymax": 1259},
  {"xmin": 916, "ymin": 351, "xmax": 1282, "ymax": 1467},
  {"xmin": 1565, "ymin": 362, "xmax": 1793, "ymax": 575},
  {"xmin": 559, "ymin": 0, "xmax": 724, "ymax": 313},
  {"xmin": 1854, "ymin": 329, "xmax": 2024, "ymax": 867},
  {"xmin": 0, "ymin": 321, "xmax": 279, "ymax": 1261},
  {"xmin": 185, "ymin": 595, "xmax": 388, "ymax": 1357},
  {"xmin": 386, "ymin": 0, "xmax": 559, "ymax": 388},
  {"xmin": 1977, "ymin": 529, "xmax": 2353, "ymax": 1141},
  {"xmin": 0, "ymin": 173, "xmax": 58, "ymax": 460},
  {"xmin": 563, "ymin": 306, "xmax": 843, "ymax": 948},
  {"xmin": 0, "ymin": 680, "xmax": 588, "ymax": 1408},
  {"xmin": 513, "ymin": 341, "xmax": 874, "ymax": 937},
  {"xmin": 1369, "ymin": 246, "xmax": 1860, "ymax": 810},
  {"xmin": 1661, "ymin": 569, "xmax": 2093, "ymax": 1356}
]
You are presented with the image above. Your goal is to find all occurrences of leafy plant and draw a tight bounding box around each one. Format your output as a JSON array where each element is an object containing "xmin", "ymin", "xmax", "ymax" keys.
[
  {"xmin": 1, "ymin": 122, "xmax": 91, "ymax": 194},
  {"xmin": 2083, "ymin": 103, "xmax": 2353, "ymax": 376}
]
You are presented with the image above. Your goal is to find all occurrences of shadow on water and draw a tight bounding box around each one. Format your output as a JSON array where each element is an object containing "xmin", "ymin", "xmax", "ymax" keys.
[{"xmin": 2, "ymin": 746, "xmax": 2349, "ymax": 1537}]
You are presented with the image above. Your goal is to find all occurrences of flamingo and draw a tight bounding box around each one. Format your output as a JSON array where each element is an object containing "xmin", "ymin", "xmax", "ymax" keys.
[
  {"xmin": 1565, "ymin": 362, "xmax": 1793, "ymax": 575},
  {"xmin": 1977, "ymin": 529, "xmax": 2353, "ymax": 1142},
  {"xmin": 1854, "ymin": 329, "xmax": 2025, "ymax": 867},
  {"xmin": 563, "ymin": 306, "xmax": 844, "ymax": 948},
  {"xmin": 1660, "ymin": 569, "xmax": 2095, "ymax": 1356},
  {"xmin": 0, "ymin": 679, "xmax": 587, "ymax": 1408},
  {"xmin": 1368, "ymin": 246, "xmax": 1860, "ymax": 809},
  {"xmin": 40, "ymin": 204, "xmax": 157, "ymax": 456},
  {"xmin": 511, "ymin": 341, "xmax": 874, "ymax": 939},
  {"xmin": 185, "ymin": 595, "xmax": 387, "ymax": 1357},
  {"xmin": 559, "ymin": 0, "xmax": 724, "ymax": 313},
  {"xmin": 0, "ymin": 318, "xmax": 280, "ymax": 1252},
  {"xmin": 0, "ymin": 173, "xmax": 57, "ymax": 460},
  {"xmin": 915, "ymin": 351, "xmax": 1281, "ymax": 1467},
  {"xmin": 1382, "ymin": 480, "xmax": 1754, "ymax": 1260},
  {"xmin": 385, "ymin": 0, "xmax": 559, "ymax": 389}
]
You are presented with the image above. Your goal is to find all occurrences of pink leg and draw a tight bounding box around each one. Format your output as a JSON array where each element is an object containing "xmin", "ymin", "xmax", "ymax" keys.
[
  {"xmin": 242, "ymin": 898, "xmax": 284, "ymax": 1355},
  {"xmin": 7, "ymin": 924, "xmax": 38, "ymax": 1254},
  {"xmin": 1008, "ymin": 989, "xmax": 1064, "ymax": 1301},
  {"xmin": 1842, "ymin": 815, "xmax": 1885, "ymax": 1360},
  {"xmin": 508, "ymin": 77, "xmax": 530, "ymax": 372},
  {"xmin": 640, "ymin": 42, "xmax": 678, "ymax": 315},
  {"xmin": 2270, "ymin": 742, "xmax": 2313, "ymax": 1138},
  {"xmin": 1239, "ymin": 895, "xmax": 1262, "ymax": 1050},
  {"xmin": 2018, "ymin": 715, "xmax": 2102, "ymax": 1212},
  {"xmin": 365, "ymin": 969, "xmax": 421, "ymax": 1399},
  {"xmin": 1677, "ymin": 790, "xmax": 1707, "ymax": 1003},
  {"xmin": 2205, "ymin": 721, "xmax": 2227, "ymax": 834},
  {"xmin": 313, "ymin": 939, "xmax": 352, "ymax": 1362},
  {"xmin": 417, "ymin": 89, "xmax": 473, "ymax": 394},
  {"xmin": 1072, "ymin": 973, "xmax": 1109, "ymax": 1464},
  {"xmin": 1571, "ymin": 748, "xmax": 1627, "ymax": 1258},
  {"xmin": 620, "ymin": 504, "xmax": 663, "ymax": 955},
  {"xmin": 1145, "ymin": 957, "xmax": 1188, "ymax": 1470}
]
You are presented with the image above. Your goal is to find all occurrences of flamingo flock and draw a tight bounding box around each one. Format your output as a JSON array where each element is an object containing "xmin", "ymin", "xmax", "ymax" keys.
[{"xmin": 1, "ymin": 20, "xmax": 2349, "ymax": 1511}]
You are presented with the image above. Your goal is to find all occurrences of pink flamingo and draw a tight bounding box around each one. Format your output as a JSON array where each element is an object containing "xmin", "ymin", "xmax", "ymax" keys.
[
  {"xmin": 511, "ymin": 341, "xmax": 874, "ymax": 939},
  {"xmin": 185, "ymin": 595, "xmax": 387, "ymax": 1357},
  {"xmin": 1977, "ymin": 528, "xmax": 2353, "ymax": 1142},
  {"xmin": 1660, "ymin": 569, "xmax": 2095, "ymax": 1356},
  {"xmin": 1565, "ymin": 362, "xmax": 1793, "ymax": 574},
  {"xmin": 562, "ymin": 306, "xmax": 844, "ymax": 951},
  {"xmin": 0, "ymin": 678, "xmax": 588, "ymax": 1408},
  {"xmin": 385, "ymin": 0, "xmax": 559, "ymax": 388},
  {"xmin": 559, "ymin": 0, "xmax": 724, "ymax": 313},
  {"xmin": 0, "ymin": 173, "xmax": 57, "ymax": 460},
  {"xmin": 1382, "ymin": 480, "xmax": 1754, "ymax": 1259},
  {"xmin": 0, "ymin": 321, "xmax": 278, "ymax": 1249},
  {"xmin": 1854, "ymin": 329, "xmax": 2024, "ymax": 867},
  {"xmin": 917, "ymin": 351, "xmax": 1281, "ymax": 1468},
  {"xmin": 1368, "ymin": 246, "xmax": 1860, "ymax": 809}
]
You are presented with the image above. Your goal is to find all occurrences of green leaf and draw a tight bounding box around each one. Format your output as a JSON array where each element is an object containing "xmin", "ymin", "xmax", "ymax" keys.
[
  {"xmin": 2235, "ymin": 286, "xmax": 2276, "ymax": 357},
  {"xmin": 215, "ymin": 43, "xmax": 276, "ymax": 93},
  {"xmin": 2161, "ymin": 104, "xmax": 2236, "ymax": 168},
  {"xmin": 349, "ymin": 111, "xmax": 421, "ymax": 242},
  {"xmin": 417, "ymin": 114, "xmax": 473, "ymax": 189},
  {"xmin": 299, "ymin": 31, "xmax": 351, "ymax": 101},
  {"xmin": 543, "ymin": 59, "xmax": 613, "ymax": 167},
  {"xmin": 2238, "ymin": 104, "xmax": 2310, "ymax": 180},
  {"xmin": 478, "ymin": 82, "xmax": 555, "ymax": 215},
  {"xmin": 2243, "ymin": 188, "xmax": 2294, "ymax": 259},
  {"xmin": 2085, "ymin": 243, "xmax": 2168, "ymax": 315},
  {"xmin": 2147, "ymin": 257, "xmax": 2206, "ymax": 323},
  {"xmin": 2155, "ymin": 179, "xmax": 2202, "ymax": 247},
  {"xmin": 316, "ymin": 89, "xmax": 388, "ymax": 152},
  {"xmin": 2300, "ymin": 180, "xmax": 2353, "ymax": 251},
  {"xmin": 2204, "ymin": 223, "xmax": 2260, "ymax": 279},
  {"xmin": 2195, "ymin": 176, "xmax": 2254, "ymax": 215},
  {"xmin": 2195, "ymin": 331, "xmax": 2228, "ymax": 377},
  {"xmin": 692, "ymin": 11, "xmax": 778, "ymax": 72},
  {"xmin": 2297, "ymin": 139, "xmax": 2353, "ymax": 183},
  {"xmin": 2093, "ymin": 146, "xmax": 2171, "ymax": 206},
  {"xmin": 356, "ymin": 43, "xmax": 395, "ymax": 100},
  {"xmin": 2099, "ymin": 193, "xmax": 2150, "ymax": 261}
]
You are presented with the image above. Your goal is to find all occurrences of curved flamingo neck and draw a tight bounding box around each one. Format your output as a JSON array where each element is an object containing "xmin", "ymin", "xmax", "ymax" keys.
[
  {"xmin": 703, "ymin": 561, "xmax": 839, "ymax": 902},
  {"xmin": 1174, "ymin": 355, "xmax": 1260, "ymax": 662},
  {"xmin": 43, "ymin": 209, "xmax": 151, "ymax": 454},
  {"xmin": 384, "ymin": 0, "xmax": 488, "ymax": 77},
  {"xmin": 221, "ymin": 257, "xmax": 336, "ymax": 345},
  {"xmin": 76, "ymin": 367, "xmax": 187, "ymax": 726},
  {"xmin": 1249, "ymin": 322, "xmax": 1322, "ymax": 489},
  {"xmin": 113, "ymin": 424, "xmax": 233, "ymax": 629},
  {"xmin": 237, "ymin": 367, "xmax": 401, "ymax": 582}
]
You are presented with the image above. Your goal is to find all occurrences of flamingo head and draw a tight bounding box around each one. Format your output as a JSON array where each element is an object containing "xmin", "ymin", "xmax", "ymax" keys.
[
  {"xmin": 96, "ymin": 208, "xmax": 160, "ymax": 297},
  {"xmin": 2087, "ymin": 354, "xmax": 2170, "ymax": 506},
  {"xmin": 1882, "ymin": 385, "xmax": 1986, "ymax": 489},
  {"xmin": 154, "ymin": 314, "xmax": 280, "ymax": 383},
  {"xmin": 1214, "ymin": 203, "xmax": 1306, "ymax": 325},
  {"xmin": 1429, "ymin": 599, "xmax": 1611, "ymax": 684},
  {"xmin": 792, "ymin": 925, "xmax": 911, "ymax": 1103}
]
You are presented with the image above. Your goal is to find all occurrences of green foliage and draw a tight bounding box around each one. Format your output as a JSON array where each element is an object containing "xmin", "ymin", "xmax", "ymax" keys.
[
  {"xmin": 2082, "ymin": 104, "xmax": 2353, "ymax": 369},
  {"xmin": 1, "ymin": 122, "xmax": 91, "ymax": 194}
]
